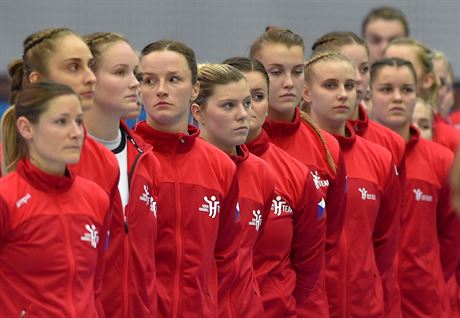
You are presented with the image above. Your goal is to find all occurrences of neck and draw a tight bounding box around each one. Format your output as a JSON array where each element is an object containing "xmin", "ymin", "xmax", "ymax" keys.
[
  {"xmin": 29, "ymin": 155, "xmax": 66, "ymax": 176},
  {"xmin": 146, "ymin": 115, "xmax": 189, "ymax": 134},
  {"xmin": 310, "ymin": 112, "xmax": 346, "ymax": 136},
  {"xmin": 84, "ymin": 103, "xmax": 122, "ymax": 140},
  {"xmin": 267, "ymin": 107, "xmax": 296, "ymax": 122},
  {"xmin": 375, "ymin": 118, "xmax": 411, "ymax": 142},
  {"xmin": 199, "ymin": 129, "xmax": 236, "ymax": 155},
  {"xmin": 246, "ymin": 127, "xmax": 262, "ymax": 143},
  {"xmin": 350, "ymin": 101, "xmax": 360, "ymax": 120}
]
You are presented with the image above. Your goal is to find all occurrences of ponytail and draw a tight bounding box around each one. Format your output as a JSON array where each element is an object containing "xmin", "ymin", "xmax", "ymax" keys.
[
  {"xmin": 299, "ymin": 110, "xmax": 337, "ymax": 175},
  {"xmin": 1, "ymin": 106, "xmax": 26, "ymax": 175},
  {"xmin": 8, "ymin": 59, "xmax": 26, "ymax": 105}
]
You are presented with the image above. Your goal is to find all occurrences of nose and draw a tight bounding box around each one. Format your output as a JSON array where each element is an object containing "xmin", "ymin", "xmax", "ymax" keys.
[
  {"xmin": 156, "ymin": 80, "xmax": 168, "ymax": 97},
  {"xmin": 338, "ymin": 85, "xmax": 348, "ymax": 101},
  {"xmin": 130, "ymin": 72, "xmax": 140, "ymax": 89},
  {"xmin": 393, "ymin": 89, "xmax": 403, "ymax": 102},
  {"xmin": 236, "ymin": 103, "xmax": 249, "ymax": 122},
  {"xmin": 71, "ymin": 120, "xmax": 84, "ymax": 141},
  {"xmin": 84, "ymin": 66, "xmax": 96, "ymax": 86},
  {"xmin": 283, "ymin": 73, "xmax": 294, "ymax": 89}
]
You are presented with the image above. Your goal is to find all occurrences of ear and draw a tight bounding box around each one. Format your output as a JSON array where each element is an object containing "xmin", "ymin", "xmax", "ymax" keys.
[
  {"xmin": 303, "ymin": 83, "xmax": 312, "ymax": 103},
  {"xmin": 191, "ymin": 103, "xmax": 205, "ymax": 126},
  {"xmin": 421, "ymin": 72, "xmax": 435, "ymax": 91},
  {"xmin": 16, "ymin": 116, "xmax": 35, "ymax": 140},
  {"xmin": 28, "ymin": 71, "xmax": 42, "ymax": 84},
  {"xmin": 190, "ymin": 80, "xmax": 200, "ymax": 104}
]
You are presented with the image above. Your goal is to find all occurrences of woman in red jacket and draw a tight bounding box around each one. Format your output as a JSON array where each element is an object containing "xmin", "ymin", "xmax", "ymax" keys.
[
  {"xmin": 384, "ymin": 38, "xmax": 460, "ymax": 152},
  {"xmin": 84, "ymin": 32, "xmax": 160, "ymax": 318},
  {"xmin": 0, "ymin": 82, "xmax": 110, "ymax": 317},
  {"xmin": 249, "ymin": 28, "xmax": 347, "ymax": 317},
  {"xmin": 133, "ymin": 40, "xmax": 240, "ymax": 318},
  {"xmin": 223, "ymin": 56, "xmax": 327, "ymax": 317},
  {"xmin": 304, "ymin": 51, "xmax": 401, "ymax": 318},
  {"xmin": 370, "ymin": 57, "xmax": 460, "ymax": 317},
  {"xmin": 310, "ymin": 31, "xmax": 406, "ymax": 171},
  {"xmin": 191, "ymin": 63, "xmax": 275, "ymax": 317},
  {"xmin": 5, "ymin": 27, "xmax": 119, "ymax": 224}
]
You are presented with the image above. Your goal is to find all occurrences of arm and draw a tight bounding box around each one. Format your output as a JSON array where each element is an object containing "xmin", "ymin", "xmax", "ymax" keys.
[
  {"xmin": 437, "ymin": 176, "xmax": 460, "ymax": 281},
  {"xmin": 216, "ymin": 173, "xmax": 241, "ymax": 316},
  {"xmin": 325, "ymin": 151, "xmax": 347, "ymax": 261},
  {"xmin": 292, "ymin": 174, "xmax": 326, "ymax": 304},
  {"xmin": 373, "ymin": 163, "xmax": 401, "ymax": 318}
]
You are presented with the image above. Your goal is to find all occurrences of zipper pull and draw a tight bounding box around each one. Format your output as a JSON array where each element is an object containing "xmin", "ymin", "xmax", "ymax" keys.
[
  {"xmin": 124, "ymin": 214, "xmax": 129, "ymax": 233},
  {"xmin": 20, "ymin": 309, "xmax": 26, "ymax": 318}
]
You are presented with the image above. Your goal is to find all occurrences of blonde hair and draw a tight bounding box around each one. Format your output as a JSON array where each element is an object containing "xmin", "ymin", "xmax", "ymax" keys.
[
  {"xmin": 1, "ymin": 82, "xmax": 76, "ymax": 175},
  {"xmin": 304, "ymin": 51, "xmax": 352, "ymax": 83},
  {"xmin": 84, "ymin": 32, "xmax": 129, "ymax": 71},
  {"xmin": 312, "ymin": 31, "xmax": 368, "ymax": 55},
  {"xmin": 451, "ymin": 149, "xmax": 460, "ymax": 213},
  {"xmin": 194, "ymin": 63, "xmax": 246, "ymax": 108},
  {"xmin": 385, "ymin": 37, "xmax": 439, "ymax": 106}
]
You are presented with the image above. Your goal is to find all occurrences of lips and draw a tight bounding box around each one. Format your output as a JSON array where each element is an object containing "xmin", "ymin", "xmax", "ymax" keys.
[
  {"xmin": 280, "ymin": 93, "xmax": 296, "ymax": 99},
  {"xmin": 234, "ymin": 126, "xmax": 249, "ymax": 132},
  {"xmin": 155, "ymin": 100, "xmax": 172, "ymax": 106},
  {"xmin": 80, "ymin": 91, "xmax": 94, "ymax": 98}
]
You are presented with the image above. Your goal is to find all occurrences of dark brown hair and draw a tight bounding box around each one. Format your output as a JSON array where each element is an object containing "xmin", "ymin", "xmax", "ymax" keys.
[
  {"xmin": 361, "ymin": 6, "xmax": 409, "ymax": 37},
  {"xmin": 370, "ymin": 57, "xmax": 417, "ymax": 87},
  {"xmin": 140, "ymin": 40, "xmax": 198, "ymax": 84},
  {"xmin": 222, "ymin": 56, "xmax": 269, "ymax": 87},
  {"xmin": 1, "ymin": 82, "xmax": 77, "ymax": 174}
]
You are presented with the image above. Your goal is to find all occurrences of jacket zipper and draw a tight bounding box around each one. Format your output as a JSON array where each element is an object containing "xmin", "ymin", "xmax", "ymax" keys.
[
  {"xmin": 172, "ymin": 141, "xmax": 183, "ymax": 318},
  {"xmin": 60, "ymin": 214, "xmax": 77, "ymax": 318},
  {"xmin": 122, "ymin": 132, "xmax": 145, "ymax": 318}
]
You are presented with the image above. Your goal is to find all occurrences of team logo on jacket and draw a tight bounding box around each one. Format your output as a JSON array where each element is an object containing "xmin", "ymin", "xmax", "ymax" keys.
[
  {"xmin": 317, "ymin": 198, "xmax": 326, "ymax": 220},
  {"xmin": 81, "ymin": 224, "xmax": 100, "ymax": 248},
  {"xmin": 140, "ymin": 185, "xmax": 157, "ymax": 218},
  {"xmin": 16, "ymin": 193, "xmax": 31, "ymax": 208},
  {"xmin": 358, "ymin": 188, "xmax": 377, "ymax": 201},
  {"xmin": 249, "ymin": 210, "xmax": 262, "ymax": 231},
  {"xmin": 311, "ymin": 171, "xmax": 329, "ymax": 189},
  {"xmin": 413, "ymin": 189, "xmax": 433, "ymax": 202},
  {"xmin": 235, "ymin": 202, "xmax": 240, "ymax": 222},
  {"xmin": 271, "ymin": 196, "xmax": 293, "ymax": 215},
  {"xmin": 199, "ymin": 195, "xmax": 220, "ymax": 219}
]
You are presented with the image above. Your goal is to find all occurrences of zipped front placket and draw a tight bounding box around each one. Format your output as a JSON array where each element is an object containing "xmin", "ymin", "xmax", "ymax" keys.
[
  {"xmin": 59, "ymin": 213, "xmax": 77, "ymax": 318},
  {"xmin": 171, "ymin": 140, "xmax": 183, "ymax": 318}
]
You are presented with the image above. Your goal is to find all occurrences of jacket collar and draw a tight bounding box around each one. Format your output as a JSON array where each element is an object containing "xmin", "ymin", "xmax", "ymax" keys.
[
  {"xmin": 263, "ymin": 107, "xmax": 301, "ymax": 138},
  {"xmin": 17, "ymin": 158, "xmax": 74, "ymax": 193},
  {"xmin": 229, "ymin": 144, "xmax": 250, "ymax": 165},
  {"xmin": 332, "ymin": 122, "xmax": 356, "ymax": 150},
  {"xmin": 348, "ymin": 104, "xmax": 369, "ymax": 136},
  {"xmin": 245, "ymin": 129, "xmax": 270, "ymax": 157},
  {"xmin": 406, "ymin": 125, "xmax": 420, "ymax": 151},
  {"xmin": 133, "ymin": 121, "xmax": 198, "ymax": 153}
]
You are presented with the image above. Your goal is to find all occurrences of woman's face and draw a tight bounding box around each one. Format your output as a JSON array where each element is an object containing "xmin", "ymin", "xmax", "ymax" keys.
[
  {"xmin": 255, "ymin": 43, "xmax": 304, "ymax": 121},
  {"xmin": 339, "ymin": 43, "xmax": 369, "ymax": 104},
  {"xmin": 243, "ymin": 71, "xmax": 269, "ymax": 140},
  {"xmin": 304, "ymin": 59, "xmax": 356, "ymax": 134},
  {"xmin": 93, "ymin": 41, "xmax": 140, "ymax": 118},
  {"xmin": 43, "ymin": 35, "xmax": 96, "ymax": 111},
  {"xmin": 141, "ymin": 50, "xmax": 199, "ymax": 133},
  {"xmin": 371, "ymin": 65, "xmax": 417, "ymax": 131},
  {"xmin": 434, "ymin": 58, "xmax": 454, "ymax": 115},
  {"xmin": 412, "ymin": 99, "xmax": 433, "ymax": 140},
  {"xmin": 20, "ymin": 94, "xmax": 84, "ymax": 175},
  {"xmin": 193, "ymin": 79, "xmax": 251, "ymax": 154}
]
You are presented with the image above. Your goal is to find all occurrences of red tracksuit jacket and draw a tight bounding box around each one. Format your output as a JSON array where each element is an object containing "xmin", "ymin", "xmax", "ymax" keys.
[
  {"xmin": 226, "ymin": 144, "xmax": 275, "ymax": 317},
  {"xmin": 399, "ymin": 126, "xmax": 460, "ymax": 317},
  {"xmin": 263, "ymin": 108, "xmax": 346, "ymax": 317},
  {"xmin": 0, "ymin": 159, "xmax": 110, "ymax": 318},
  {"xmin": 134, "ymin": 122, "xmax": 240, "ymax": 318},
  {"xmin": 349, "ymin": 104, "xmax": 405, "ymax": 168},
  {"xmin": 99, "ymin": 121, "xmax": 160, "ymax": 318},
  {"xmin": 433, "ymin": 113, "xmax": 460, "ymax": 152},
  {"xmin": 327, "ymin": 124, "xmax": 401, "ymax": 318},
  {"xmin": 247, "ymin": 129, "xmax": 326, "ymax": 318}
]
